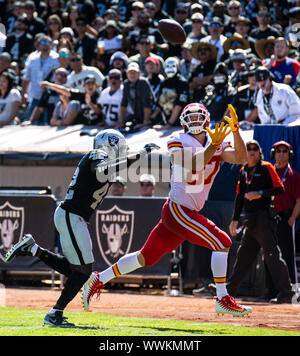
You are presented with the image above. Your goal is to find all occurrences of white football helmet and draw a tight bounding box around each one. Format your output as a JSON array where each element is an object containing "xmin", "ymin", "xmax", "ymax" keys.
[
  {"xmin": 93, "ymin": 129, "xmax": 128, "ymax": 158},
  {"xmin": 179, "ymin": 103, "xmax": 210, "ymax": 135}
]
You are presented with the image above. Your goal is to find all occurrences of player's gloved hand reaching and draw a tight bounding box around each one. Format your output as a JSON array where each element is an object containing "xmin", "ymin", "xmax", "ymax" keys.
[
  {"xmin": 206, "ymin": 122, "xmax": 231, "ymax": 147},
  {"xmin": 224, "ymin": 104, "xmax": 239, "ymax": 132}
]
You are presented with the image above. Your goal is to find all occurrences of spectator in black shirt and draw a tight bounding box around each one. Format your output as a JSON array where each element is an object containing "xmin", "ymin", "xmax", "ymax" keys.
[
  {"xmin": 73, "ymin": 16, "xmax": 97, "ymax": 66},
  {"xmin": 4, "ymin": 16, "xmax": 34, "ymax": 62},
  {"xmin": 201, "ymin": 62, "xmax": 236, "ymax": 122},
  {"xmin": 232, "ymin": 65, "xmax": 259, "ymax": 124},
  {"xmin": 189, "ymin": 42, "xmax": 217, "ymax": 102},
  {"xmin": 249, "ymin": 7, "xmax": 282, "ymax": 41},
  {"xmin": 24, "ymin": 1, "xmax": 47, "ymax": 38},
  {"xmin": 152, "ymin": 57, "xmax": 189, "ymax": 128}
]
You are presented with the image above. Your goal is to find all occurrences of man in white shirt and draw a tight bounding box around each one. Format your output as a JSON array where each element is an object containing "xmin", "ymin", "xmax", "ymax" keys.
[
  {"xmin": 21, "ymin": 34, "xmax": 59, "ymax": 123},
  {"xmin": 67, "ymin": 53, "xmax": 104, "ymax": 92},
  {"xmin": 97, "ymin": 69, "xmax": 123, "ymax": 128},
  {"xmin": 201, "ymin": 17, "xmax": 227, "ymax": 62},
  {"xmin": 255, "ymin": 66, "xmax": 300, "ymax": 125}
]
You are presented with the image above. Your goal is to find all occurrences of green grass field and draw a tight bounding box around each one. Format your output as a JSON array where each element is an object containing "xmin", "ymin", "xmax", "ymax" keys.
[{"xmin": 0, "ymin": 307, "xmax": 299, "ymax": 336}]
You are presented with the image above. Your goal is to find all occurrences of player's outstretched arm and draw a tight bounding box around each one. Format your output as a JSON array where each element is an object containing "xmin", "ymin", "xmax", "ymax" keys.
[{"xmin": 222, "ymin": 105, "xmax": 247, "ymax": 164}]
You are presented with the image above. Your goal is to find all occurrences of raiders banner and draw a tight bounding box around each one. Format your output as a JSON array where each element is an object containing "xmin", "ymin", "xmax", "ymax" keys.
[
  {"xmin": 90, "ymin": 197, "xmax": 171, "ymax": 276},
  {"xmin": 0, "ymin": 195, "xmax": 57, "ymax": 270}
]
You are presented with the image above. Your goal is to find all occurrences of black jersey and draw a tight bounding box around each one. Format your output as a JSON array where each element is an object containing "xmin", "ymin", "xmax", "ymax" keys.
[{"xmin": 60, "ymin": 150, "xmax": 112, "ymax": 221}]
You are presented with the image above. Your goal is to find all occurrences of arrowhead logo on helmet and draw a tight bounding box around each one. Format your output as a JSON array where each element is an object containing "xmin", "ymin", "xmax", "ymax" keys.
[{"xmin": 179, "ymin": 103, "xmax": 210, "ymax": 135}]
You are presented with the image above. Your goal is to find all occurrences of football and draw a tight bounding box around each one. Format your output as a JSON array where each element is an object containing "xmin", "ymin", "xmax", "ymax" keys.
[{"xmin": 158, "ymin": 19, "xmax": 187, "ymax": 45}]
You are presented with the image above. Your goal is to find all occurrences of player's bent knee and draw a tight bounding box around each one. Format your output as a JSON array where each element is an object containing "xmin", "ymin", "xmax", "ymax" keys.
[{"xmin": 70, "ymin": 263, "xmax": 93, "ymax": 276}]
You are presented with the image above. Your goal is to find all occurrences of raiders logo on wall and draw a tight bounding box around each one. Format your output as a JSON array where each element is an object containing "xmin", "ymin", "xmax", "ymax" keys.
[
  {"xmin": 0, "ymin": 201, "xmax": 24, "ymax": 261},
  {"xmin": 96, "ymin": 205, "xmax": 134, "ymax": 266}
]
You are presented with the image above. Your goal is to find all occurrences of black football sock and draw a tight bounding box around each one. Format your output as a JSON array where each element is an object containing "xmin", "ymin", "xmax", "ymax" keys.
[
  {"xmin": 37, "ymin": 248, "xmax": 72, "ymax": 277},
  {"xmin": 54, "ymin": 270, "xmax": 89, "ymax": 310}
]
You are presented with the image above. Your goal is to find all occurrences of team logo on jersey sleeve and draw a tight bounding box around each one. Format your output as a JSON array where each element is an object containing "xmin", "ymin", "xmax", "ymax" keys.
[
  {"xmin": 95, "ymin": 205, "xmax": 134, "ymax": 266},
  {"xmin": 0, "ymin": 201, "xmax": 24, "ymax": 261}
]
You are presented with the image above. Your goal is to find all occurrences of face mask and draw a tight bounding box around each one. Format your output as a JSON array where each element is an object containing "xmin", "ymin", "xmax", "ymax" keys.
[
  {"xmin": 214, "ymin": 75, "xmax": 226, "ymax": 84},
  {"xmin": 165, "ymin": 61, "xmax": 178, "ymax": 78}
]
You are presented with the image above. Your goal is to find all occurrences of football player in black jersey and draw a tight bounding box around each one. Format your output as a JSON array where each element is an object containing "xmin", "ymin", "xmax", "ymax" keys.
[{"xmin": 4, "ymin": 129, "xmax": 159, "ymax": 327}]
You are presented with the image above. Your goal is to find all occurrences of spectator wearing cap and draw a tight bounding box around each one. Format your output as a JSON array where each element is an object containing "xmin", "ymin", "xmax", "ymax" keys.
[
  {"xmin": 108, "ymin": 176, "xmax": 127, "ymax": 196},
  {"xmin": 129, "ymin": 35, "xmax": 165, "ymax": 77},
  {"xmin": 227, "ymin": 49, "xmax": 248, "ymax": 87},
  {"xmin": 232, "ymin": 64, "xmax": 259, "ymax": 124},
  {"xmin": 22, "ymin": 67, "xmax": 68, "ymax": 126},
  {"xmin": 189, "ymin": 42, "xmax": 217, "ymax": 102},
  {"xmin": 249, "ymin": 7, "xmax": 282, "ymax": 41},
  {"xmin": 173, "ymin": 3, "xmax": 192, "ymax": 35},
  {"xmin": 138, "ymin": 174, "xmax": 156, "ymax": 197},
  {"xmin": 4, "ymin": 16, "xmax": 34, "ymax": 62},
  {"xmin": 144, "ymin": 56, "xmax": 165, "ymax": 110},
  {"xmin": 73, "ymin": 16, "xmax": 97, "ymax": 66},
  {"xmin": 97, "ymin": 69, "xmax": 123, "ymax": 128},
  {"xmin": 202, "ymin": 62, "xmax": 236, "ymax": 122},
  {"xmin": 201, "ymin": 17, "xmax": 227, "ymax": 62},
  {"xmin": 234, "ymin": 16, "xmax": 252, "ymax": 44},
  {"xmin": 66, "ymin": 52, "xmax": 104, "ymax": 92},
  {"xmin": 254, "ymin": 66, "xmax": 300, "ymax": 125},
  {"xmin": 97, "ymin": 20, "xmax": 123, "ymax": 69},
  {"xmin": 186, "ymin": 12, "xmax": 207, "ymax": 46},
  {"xmin": 0, "ymin": 71, "xmax": 21, "ymax": 126},
  {"xmin": 206, "ymin": 1, "xmax": 230, "ymax": 26},
  {"xmin": 263, "ymin": 37, "xmax": 300, "ymax": 87},
  {"xmin": 223, "ymin": 1, "xmax": 243, "ymax": 37},
  {"xmin": 0, "ymin": 53, "xmax": 14, "ymax": 77},
  {"xmin": 23, "ymin": 0, "xmax": 47, "ymax": 38},
  {"xmin": 120, "ymin": 61, "xmax": 154, "ymax": 130},
  {"xmin": 125, "ymin": 1, "xmax": 145, "ymax": 32},
  {"xmin": 59, "ymin": 27, "xmax": 75, "ymax": 44},
  {"xmin": 268, "ymin": 141, "xmax": 300, "ymax": 294},
  {"xmin": 21, "ymin": 35, "xmax": 59, "ymax": 123},
  {"xmin": 4, "ymin": 1, "xmax": 25, "ymax": 34}
]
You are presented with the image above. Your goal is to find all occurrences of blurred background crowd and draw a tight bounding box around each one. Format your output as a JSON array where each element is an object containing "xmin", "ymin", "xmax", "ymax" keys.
[{"xmin": 0, "ymin": 0, "xmax": 300, "ymax": 131}]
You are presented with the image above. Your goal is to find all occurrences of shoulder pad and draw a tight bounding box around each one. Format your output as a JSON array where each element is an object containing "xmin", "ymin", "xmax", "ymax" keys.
[{"xmin": 89, "ymin": 149, "xmax": 108, "ymax": 162}]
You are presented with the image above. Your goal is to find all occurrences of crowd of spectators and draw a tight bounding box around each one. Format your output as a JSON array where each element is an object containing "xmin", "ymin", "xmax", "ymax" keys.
[{"xmin": 0, "ymin": 0, "xmax": 300, "ymax": 131}]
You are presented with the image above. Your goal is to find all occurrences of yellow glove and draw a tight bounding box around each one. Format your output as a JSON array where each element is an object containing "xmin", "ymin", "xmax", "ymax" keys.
[
  {"xmin": 224, "ymin": 104, "xmax": 239, "ymax": 132},
  {"xmin": 206, "ymin": 122, "xmax": 232, "ymax": 147}
]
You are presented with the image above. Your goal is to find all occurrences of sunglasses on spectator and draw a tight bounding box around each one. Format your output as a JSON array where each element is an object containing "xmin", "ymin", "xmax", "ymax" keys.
[
  {"xmin": 59, "ymin": 52, "xmax": 69, "ymax": 58},
  {"xmin": 132, "ymin": 7, "xmax": 143, "ymax": 10},
  {"xmin": 198, "ymin": 48, "xmax": 210, "ymax": 53},
  {"xmin": 247, "ymin": 146, "xmax": 259, "ymax": 151},
  {"xmin": 231, "ymin": 41, "xmax": 241, "ymax": 46},
  {"xmin": 258, "ymin": 13, "xmax": 270, "ymax": 17},
  {"xmin": 70, "ymin": 57, "xmax": 81, "ymax": 62},
  {"xmin": 76, "ymin": 22, "xmax": 86, "ymax": 27},
  {"xmin": 48, "ymin": 21, "xmax": 59, "ymax": 25},
  {"xmin": 275, "ymin": 149, "xmax": 289, "ymax": 153},
  {"xmin": 192, "ymin": 20, "xmax": 202, "ymax": 24},
  {"xmin": 176, "ymin": 10, "xmax": 187, "ymax": 14},
  {"xmin": 229, "ymin": 6, "xmax": 240, "ymax": 10},
  {"xmin": 140, "ymin": 182, "xmax": 153, "ymax": 187},
  {"xmin": 109, "ymin": 76, "xmax": 121, "ymax": 80},
  {"xmin": 210, "ymin": 23, "xmax": 221, "ymax": 28},
  {"xmin": 40, "ymin": 40, "xmax": 51, "ymax": 44}
]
